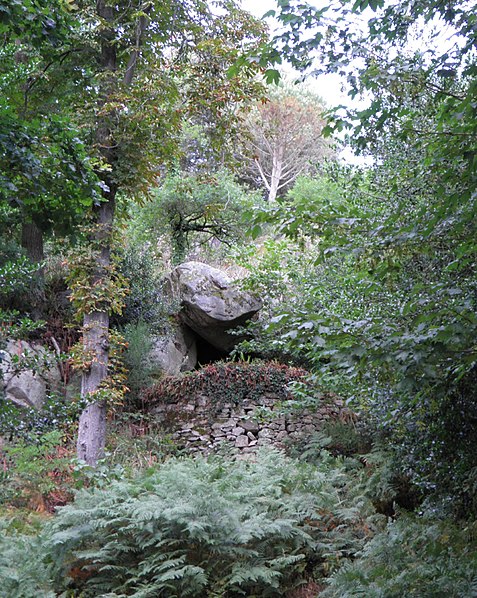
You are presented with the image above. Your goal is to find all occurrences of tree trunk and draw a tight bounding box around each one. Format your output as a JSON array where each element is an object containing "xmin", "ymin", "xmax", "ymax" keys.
[
  {"xmin": 76, "ymin": 196, "xmax": 115, "ymax": 465},
  {"xmin": 268, "ymin": 143, "xmax": 284, "ymax": 202},
  {"xmin": 75, "ymin": 1, "xmax": 149, "ymax": 465},
  {"xmin": 172, "ymin": 227, "xmax": 187, "ymax": 265},
  {"xmin": 77, "ymin": 308, "xmax": 108, "ymax": 464},
  {"xmin": 21, "ymin": 220, "xmax": 44, "ymax": 263},
  {"xmin": 76, "ymin": 0, "xmax": 118, "ymax": 466},
  {"xmin": 21, "ymin": 220, "xmax": 45, "ymax": 319},
  {"xmin": 76, "ymin": 194, "xmax": 115, "ymax": 465}
]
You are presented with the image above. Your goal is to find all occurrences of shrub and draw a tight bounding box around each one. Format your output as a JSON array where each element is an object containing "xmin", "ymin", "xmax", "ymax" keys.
[
  {"xmin": 314, "ymin": 421, "xmax": 372, "ymax": 458},
  {"xmin": 114, "ymin": 242, "xmax": 176, "ymax": 331},
  {"xmin": 0, "ymin": 256, "xmax": 39, "ymax": 302},
  {"xmin": 375, "ymin": 367, "xmax": 477, "ymax": 518},
  {"xmin": 121, "ymin": 321, "xmax": 158, "ymax": 408},
  {"xmin": 0, "ymin": 430, "xmax": 74, "ymax": 512},
  {"xmin": 0, "ymin": 393, "xmax": 79, "ymax": 442}
]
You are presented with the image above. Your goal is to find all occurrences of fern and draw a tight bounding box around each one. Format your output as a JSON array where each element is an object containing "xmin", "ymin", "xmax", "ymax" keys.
[
  {"xmin": 323, "ymin": 515, "xmax": 477, "ymax": 597},
  {"xmin": 0, "ymin": 520, "xmax": 54, "ymax": 598},
  {"xmin": 38, "ymin": 448, "xmax": 373, "ymax": 596}
]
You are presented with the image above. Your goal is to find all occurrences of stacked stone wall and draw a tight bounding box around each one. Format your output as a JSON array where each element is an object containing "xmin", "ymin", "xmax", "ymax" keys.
[{"xmin": 151, "ymin": 392, "xmax": 350, "ymax": 455}]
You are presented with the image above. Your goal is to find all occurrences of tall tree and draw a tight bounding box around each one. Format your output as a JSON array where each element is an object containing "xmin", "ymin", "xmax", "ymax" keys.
[
  {"xmin": 0, "ymin": 0, "xmax": 100, "ymax": 320},
  {"xmin": 241, "ymin": 80, "xmax": 331, "ymax": 201},
  {"xmin": 2, "ymin": 0, "xmax": 266, "ymax": 464}
]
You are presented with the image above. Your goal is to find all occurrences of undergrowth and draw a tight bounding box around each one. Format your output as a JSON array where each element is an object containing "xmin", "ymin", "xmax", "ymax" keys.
[
  {"xmin": 0, "ymin": 429, "xmax": 75, "ymax": 512},
  {"xmin": 1, "ymin": 449, "xmax": 378, "ymax": 597},
  {"xmin": 142, "ymin": 360, "xmax": 313, "ymax": 411},
  {"xmin": 323, "ymin": 515, "xmax": 477, "ymax": 597},
  {"xmin": 0, "ymin": 444, "xmax": 476, "ymax": 597}
]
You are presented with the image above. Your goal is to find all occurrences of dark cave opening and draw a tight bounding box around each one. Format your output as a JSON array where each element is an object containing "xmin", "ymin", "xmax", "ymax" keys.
[{"xmin": 195, "ymin": 335, "xmax": 229, "ymax": 367}]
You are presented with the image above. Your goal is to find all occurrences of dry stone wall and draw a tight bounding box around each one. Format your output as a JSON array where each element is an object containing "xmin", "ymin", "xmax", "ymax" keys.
[{"xmin": 151, "ymin": 391, "xmax": 349, "ymax": 456}]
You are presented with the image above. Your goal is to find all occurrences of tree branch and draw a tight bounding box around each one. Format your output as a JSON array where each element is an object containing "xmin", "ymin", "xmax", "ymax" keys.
[
  {"xmin": 123, "ymin": 12, "xmax": 149, "ymax": 87},
  {"xmin": 254, "ymin": 158, "xmax": 271, "ymax": 191}
]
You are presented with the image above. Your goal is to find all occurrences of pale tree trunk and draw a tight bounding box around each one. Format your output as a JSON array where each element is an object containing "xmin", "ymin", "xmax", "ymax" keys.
[
  {"xmin": 268, "ymin": 143, "xmax": 284, "ymax": 202},
  {"xmin": 76, "ymin": 196, "xmax": 115, "ymax": 465},
  {"xmin": 76, "ymin": 0, "xmax": 147, "ymax": 466},
  {"xmin": 77, "ymin": 313, "xmax": 108, "ymax": 463}
]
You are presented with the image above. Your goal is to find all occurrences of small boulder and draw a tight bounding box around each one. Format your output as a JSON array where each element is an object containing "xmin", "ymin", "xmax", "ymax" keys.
[
  {"xmin": 240, "ymin": 419, "xmax": 260, "ymax": 434},
  {"xmin": 235, "ymin": 434, "xmax": 249, "ymax": 448}
]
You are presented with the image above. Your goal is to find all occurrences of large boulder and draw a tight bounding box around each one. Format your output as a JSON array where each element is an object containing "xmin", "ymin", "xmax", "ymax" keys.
[
  {"xmin": 0, "ymin": 340, "xmax": 61, "ymax": 409},
  {"xmin": 167, "ymin": 261, "xmax": 262, "ymax": 352},
  {"xmin": 150, "ymin": 323, "xmax": 197, "ymax": 376}
]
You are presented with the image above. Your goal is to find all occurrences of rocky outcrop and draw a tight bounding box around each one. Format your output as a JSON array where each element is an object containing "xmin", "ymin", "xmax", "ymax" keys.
[
  {"xmin": 0, "ymin": 340, "xmax": 61, "ymax": 409},
  {"xmin": 167, "ymin": 262, "xmax": 262, "ymax": 353}
]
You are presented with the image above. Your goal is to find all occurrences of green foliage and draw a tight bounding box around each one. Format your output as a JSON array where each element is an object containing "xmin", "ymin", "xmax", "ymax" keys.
[
  {"xmin": 0, "ymin": 393, "xmax": 78, "ymax": 442},
  {"xmin": 0, "ymin": 0, "xmax": 73, "ymax": 48},
  {"xmin": 0, "ymin": 429, "xmax": 74, "ymax": 512},
  {"xmin": 121, "ymin": 321, "xmax": 158, "ymax": 408},
  {"xmin": 0, "ymin": 308, "xmax": 43, "ymax": 340},
  {"xmin": 241, "ymin": 147, "xmax": 477, "ymax": 511},
  {"xmin": 0, "ymin": 113, "xmax": 99, "ymax": 230},
  {"xmin": 0, "ymin": 203, "xmax": 21, "ymax": 257},
  {"xmin": 0, "ymin": 257, "xmax": 39, "ymax": 299},
  {"xmin": 139, "ymin": 171, "xmax": 258, "ymax": 264},
  {"xmin": 289, "ymin": 430, "xmax": 420, "ymax": 517},
  {"xmin": 244, "ymin": 166, "xmax": 373, "ymax": 248},
  {"xmin": 114, "ymin": 242, "xmax": 176, "ymax": 330},
  {"xmin": 323, "ymin": 515, "xmax": 477, "ymax": 597},
  {"xmin": 0, "ymin": 221, "xmax": 44, "ymax": 315},
  {"xmin": 106, "ymin": 412, "xmax": 180, "ymax": 470},
  {"xmin": 0, "ymin": 518, "xmax": 54, "ymax": 598},
  {"xmin": 2, "ymin": 0, "xmax": 266, "ymax": 207},
  {"xmin": 233, "ymin": 237, "xmax": 307, "ymax": 320},
  {"xmin": 42, "ymin": 449, "xmax": 374, "ymax": 596},
  {"xmin": 0, "ymin": 13, "xmax": 100, "ymax": 233},
  {"xmin": 375, "ymin": 369, "xmax": 477, "ymax": 518},
  {"xmin": 142, "ymin": 360, "xmax": 311, "ymax": 410},
  {"xmin": 291, "ymin": 421, "xmax": 372, "ymax": 460},
  {"xmin": 66, "ymin": 241, "xmax": 129, "ymax": 318}
]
